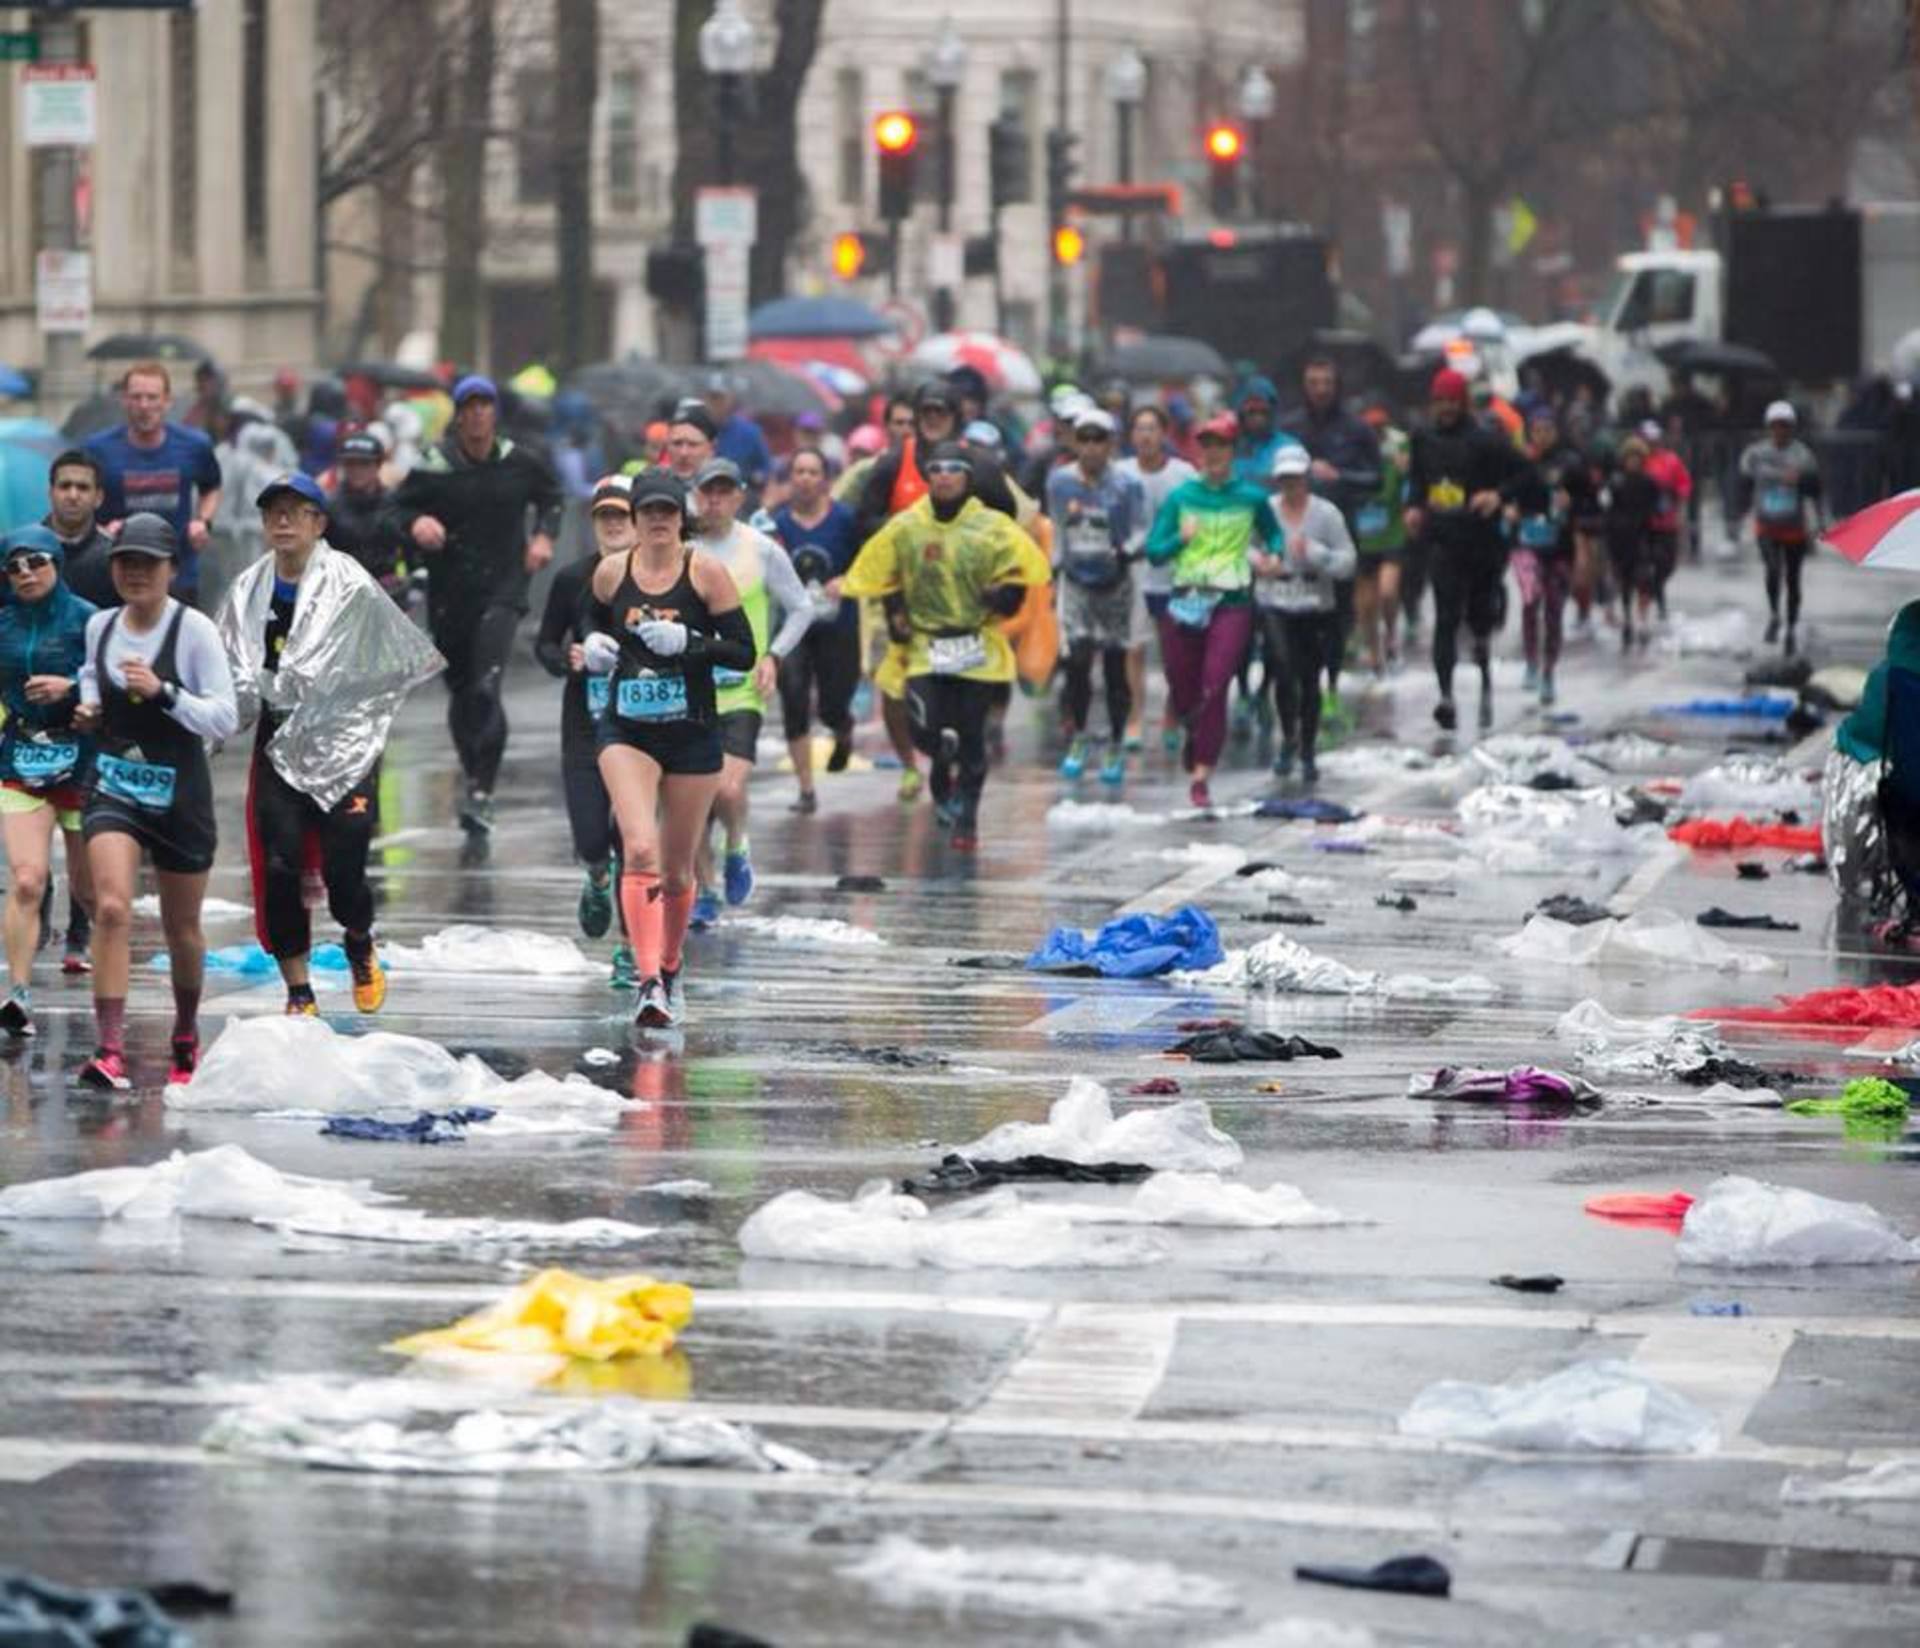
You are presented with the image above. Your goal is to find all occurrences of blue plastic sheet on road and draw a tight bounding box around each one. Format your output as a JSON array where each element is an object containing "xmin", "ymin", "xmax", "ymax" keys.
[
  {"xmin": 0, "ymin": 1569, "xmax": 194, "ymax": 1646},
  {"xmin": 1656, "ymin": 694, "xmax": 1793, "ymax": 718},
  {"xmin": 1026, "ymin": 905, "xmax": 1224, "ymax": 979},
  {"xmin": 319, "ymin": 1108, "xmax": 498, "ymax": 1144},
  {"xmin": 152, "ymin": 942, "xmax": 348, "ymax": 975},
  {"xmin": 1254, "ymin": 797, "xmax": 1365, "ymax": 823}
]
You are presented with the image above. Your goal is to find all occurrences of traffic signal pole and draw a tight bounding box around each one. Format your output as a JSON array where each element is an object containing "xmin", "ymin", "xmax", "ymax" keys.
[{"xmin": 1047, "ymin": 0, "xmax": 1070, "ymax": 362}]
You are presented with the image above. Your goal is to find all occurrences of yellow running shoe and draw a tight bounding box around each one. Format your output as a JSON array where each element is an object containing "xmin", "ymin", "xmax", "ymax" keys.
[
  {"xmin": 897, "ymin": 767, "xmax": 923, "ymax": 803},
  {"xmin": 348, "ymin": 939, "xmax": 387, "ymax": 1014},
  {"xmin": 284, "ymin": 994, "xmax": 320, "ymax": 1017}
]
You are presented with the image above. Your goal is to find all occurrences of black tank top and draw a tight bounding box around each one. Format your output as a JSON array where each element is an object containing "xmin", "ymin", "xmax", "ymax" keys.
[
  {"xmin": 608, "ymin": 551, "xmax": 720, "ymax": 727},
  {"xmin": 91, "ymin": 604, "xmax": 215, "ymax": 826}
]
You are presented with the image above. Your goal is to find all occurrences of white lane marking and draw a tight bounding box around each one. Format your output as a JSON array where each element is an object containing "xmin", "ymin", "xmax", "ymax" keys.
[
  {"xmin": 968, "ymin": 1305, "xmax": 1178, "ymax": 1425},
  {"xmin": 1020, "ymin": 994, "xmax": 1174, "ymax": 1035},
  {"xmin": 369, "ymin": 827, "xmax": 432, "ymax": 849},
  {"xmin": 1117, "ymin": 857, "xmax": 1240, "ymax": 918},
  {"xmin": 1629, "ymin": 1320, "xmax": 1798, "ymax": 1443},
  {"xmin": 1608, "ymin": 840, "xmax": 1687, "ymax": 915}
]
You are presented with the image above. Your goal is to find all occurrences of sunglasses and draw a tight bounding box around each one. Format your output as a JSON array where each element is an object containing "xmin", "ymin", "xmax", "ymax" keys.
[
  {"xmin": 5, "ymin": 553, "xmax": 53, "ymax": 574},
  {"xmin": 924, "ymin": 461, "xmax": 971, "ymax": 477}
]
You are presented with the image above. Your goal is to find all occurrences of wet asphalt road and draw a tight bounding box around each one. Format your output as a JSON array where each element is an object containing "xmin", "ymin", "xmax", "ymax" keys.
[{"xmin": 1, "ymin": 541, "xmax": 1918, "ymax": 1647}]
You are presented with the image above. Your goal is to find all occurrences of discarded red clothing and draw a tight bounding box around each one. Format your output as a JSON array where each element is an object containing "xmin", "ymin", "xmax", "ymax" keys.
[
  {"xmin": 1584, "ymin": 1191, "xmax": 1696, "ymax": 1232},
  {"xmin": 1668, "ymin": 818, "xmax": 1823, "ymax": 852},
  {"xmin": 1691, "ymin": 982, "xmax": 1920, "ymax": 1032},
  {"xmin": 1127, "ymin": 1077, "xmax": 1183, "ymax": 1095}
]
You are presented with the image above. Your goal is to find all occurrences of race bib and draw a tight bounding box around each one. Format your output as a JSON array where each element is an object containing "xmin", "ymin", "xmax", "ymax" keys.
[
  {"xmin": 927, "ymin": 633, "xmax": 988, "ymax": 675},
  {"xmin": 1065, "ymin": 516, "xmax": 1115, "ymax": 560},
  {"xmin": 1427, "ymin": 479, "xmax": 1467, "ymax": 511},
  {"xmin": 1518, "ymin": 514, "xmax": 1560, "ymax": 549},
  {"xmin": 1356, "ymin": 502, "xmax": 1390, "ymax": 537},
  {"xmin": 96, "ymin": 751, "xmax": 176, "ymax": 812},
  {"xmin": 711, "ymin": 667, "xmax": 750, "ymax": 690},
  {"xmin": 616, "ymin": 674, "xmax": 689, "ymax": 722},
  {"xmin": 585, "ymin": 675, "xmax": 611, "ymax": 716},
  {"xmin": 1759, "ymin": 482, "xmax": 1798, "ymax": 521},
  {"xmin": 9, "ymin": 738, "xmax": 79, "ymax": 787},
  {"xmin": 1168, "ymin": 589, "xmax": 1224, "ymax": 629}
]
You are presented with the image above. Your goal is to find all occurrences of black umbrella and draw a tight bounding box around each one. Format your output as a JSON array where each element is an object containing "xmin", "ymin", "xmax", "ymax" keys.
[
  {"xmin": 701, "ymin": 359, "xmax": 834, "ymax": 419},
  {"xmin": 1653, "ymin": 339, "xmax": 1780, "ymax": 379},
  {"xmin": 86, "ymin": 333, "xmax": 212, "ymax": 365},
  {"xmin": 564, "ymin": 361, "xmax": 684, "ymax": 426},
  {"xmin": 1519, "ymin": 342, "xmax": 1612, "ymax": 404},
  {"xmin": 1098, "ymin": 335, "xmax": 1229, "ymax": 383}
]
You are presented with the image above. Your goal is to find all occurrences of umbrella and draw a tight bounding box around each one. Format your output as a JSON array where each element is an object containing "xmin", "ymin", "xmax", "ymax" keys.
[
  {"xmin": 1822, "ymin": 490, "xmax": 1920, "ymax": 571},
  {"xmin": 748, "ymin": 296, "xmax": 895, "ymax": 341},
  {"xmin": 908, "ymin": 332, "xmax": 1042, "ymax": 396},
  {"xmin": 1097, "ymin": 334, "xmax": 1229, "ymax": 383},
  {"xmin": 1653, "ymin": 338, "xmax": 1779, "ymax": 379},
  {"xmin": 86, "ymin": 333, "xmax": 212, "ymax": 365},
  {"xmin": 1519, "ymin": 342, "xmax": 1611, "ymax": 405},
  {"xmin": 0, "ymin": 418, "xmax": 62, "ymax": 531},
  {"xmin": 747, "ymin": 335, "xmax": 874, "ymax": 385},
  {"xmin": 564, "ymin": 361, "xmax": 684, "ymax": 426},
  {"xmin": 703, "ymin": 358, "xmax": 836, "ymax": 419}
]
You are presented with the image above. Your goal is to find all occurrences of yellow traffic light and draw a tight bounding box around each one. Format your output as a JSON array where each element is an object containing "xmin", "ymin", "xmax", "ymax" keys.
[
  {"xmin": 1053, "ymin": 224, "xmax": 1086, "ymax": 266},
  {"xmin": 830, "ymin": 232, "xmax": 866, "ymax": 280},
  {"xmin": 874, "ymin": 111, "xmax": 918, "ymax": 154}
]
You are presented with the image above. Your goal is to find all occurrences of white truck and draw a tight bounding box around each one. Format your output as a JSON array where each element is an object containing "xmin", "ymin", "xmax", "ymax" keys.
[{"xmin": 1564, "ymin": 204, "xmax": 1920, "ymax": 404}]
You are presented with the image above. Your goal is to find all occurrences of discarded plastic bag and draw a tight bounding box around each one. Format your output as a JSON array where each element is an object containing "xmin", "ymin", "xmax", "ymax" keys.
[
  {"xmin": 1063, "ymin": 1171, "xmax": 1360, "ymax": 1230},
  {"xmin": 1027, "ymin": 905, "xmax": 1224, "ymax": 979},
  {"xmin": 379, "ymin": 924, "xmax": 599, "ymax": 976},
  {"xmin": 1780, "ymin": 1460, "xmax": 1920, "ymax": 1504},
  {"xmin": 1495, "ymin": 909, "xmax": 1780, "ymax": 974},
  {"xmin": 843, "ymin": 1536, "xmax": 1238, "ymax": 1622},
  {"xmin": 721, "ymin": 914, "xmax": 884, "ymax": 947},
  {"xmin": 1398, "ymin": 1359, "xmax": 1718, "ymax": 1454},
  {"xmin": 955, "ymin": 1076, "xmax": 1244, "ymax": 1172},
  {"xmin": 1668, "ymin": 818, "xmax": 1823, "ymax": 852},
  {"xmin": 1411, "ymin": 1066, "xmax": 1600, "ymax": 1107},
  {"xmin": 1045, "ymin": 799, "xmax": 1168, "ymax": 829},
  {"xmin": 1167, "ymin": 1026, "xmax": 1341, "ymax": 1063},
  {"xmin": 1675, "ymin": 1175, "xmax": 1920, "ymax": 1267},
  {"xmin": 1692, "ymin": 982, "xmax": 1920, "ymax": 1033},
  {"xmin": 390, "ymin": 1268, "xmax": 693, "ymax": 1362},
  {"xmin": 1678, "ymin": 757, "xmax": 1818, "ymax": 818},
  {"xmin": 1469, "ymin": 734, "xmax": 1612, "ymax": 790}
]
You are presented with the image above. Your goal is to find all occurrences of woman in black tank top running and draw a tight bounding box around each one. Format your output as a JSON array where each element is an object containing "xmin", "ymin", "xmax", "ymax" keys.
[{"xmin": 584, "ymin": 470, "xmax": 754, "ymax": 1030}]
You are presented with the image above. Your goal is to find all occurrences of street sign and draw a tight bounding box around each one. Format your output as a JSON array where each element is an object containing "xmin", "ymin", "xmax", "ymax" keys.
[
  {"xmin": 22, "ymin": 62, "xmax": 94, "ymax": 146},
  {"xmin": 35, "ymin": 248, "xmax": 90, "ymax": 333},
  {"xmin": 0, "ymin": 33, "xmax": 40, "ymax": 62},
  {"xmin": 703, "ymin": 240, "xmax": 751, "ymax": 362},
  {"xmin": 695, "ymin": 187, "xmax": 757, "ymax": 249}
]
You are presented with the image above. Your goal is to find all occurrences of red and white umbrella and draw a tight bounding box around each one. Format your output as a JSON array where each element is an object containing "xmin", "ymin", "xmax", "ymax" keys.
[
  {"xmin": 1823, "ymin": 489, "xmax": 1920, "ymax": 571},
  {"xmin": 907, "ymin": 331, "xmax": 1042, "ymax": 396}
]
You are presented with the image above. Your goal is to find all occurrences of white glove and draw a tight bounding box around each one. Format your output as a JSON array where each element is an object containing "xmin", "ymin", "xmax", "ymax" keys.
[
  {"xmin": 581, "ymin": 632, "xmax": 621, "ymax": 674},
  {"xmin": 636, "ymin": 618, "xmax": 689, "ymax": 657}
]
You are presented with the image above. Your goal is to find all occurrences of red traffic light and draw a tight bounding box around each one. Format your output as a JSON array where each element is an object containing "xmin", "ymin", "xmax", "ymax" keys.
[
  {"xmin": 874, "ymin": 111, "xmax": 918, "ymax": 154},
  {"xmin": 1205, "ymin": 124, "xmax": 1244, "ymax": 162},
  {"xmin": 830, "ymin": 232, "xmax": 866, "ymax": 280}
]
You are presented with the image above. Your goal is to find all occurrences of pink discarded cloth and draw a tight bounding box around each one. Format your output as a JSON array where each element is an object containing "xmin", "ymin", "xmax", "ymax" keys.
[
  {"xmin": 1585, "ymin": 1191, "xmax": 1696, "ymax": 1233},
  {"xmin": 1417, "ymin": 1066, "xmax": 1599, "ymax": 1106},
  {"xmin": 1692, "ymin": 982, "xmax": 1920, "ymax": 1034}
]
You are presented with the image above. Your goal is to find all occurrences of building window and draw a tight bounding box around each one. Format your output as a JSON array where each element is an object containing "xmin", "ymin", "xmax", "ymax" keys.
[
  {"xmin": 608, "ymin": 68, "xmax": 641, "ymax": 213},
  {"xmin": 515, "ymin": 68, "xmax": 556, "ymax": 206},
  {"xmin": 1348, "ymin": 0, "xmax": 1380, "ymax": 83},
  {"xmin": 835, "ymin": 67, "xmax": 863, "ymax": 206},
  {"xmin": 242, "ymin": 0, "xmax": 268, "ymax": 258},
  {"xmin": 997, "ymin": 68, "xmax": 1037, "ymax": 205},
  {"xmin": 169, "ymin": 11, "xmax": 196, "ymax": 272}
]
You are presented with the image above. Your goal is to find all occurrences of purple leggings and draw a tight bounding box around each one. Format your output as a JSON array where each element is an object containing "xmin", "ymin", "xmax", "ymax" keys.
[
  {"xmin": 1510, "ymin": 549, "xmax": 1571, "ymax": 671},
  {"xmin": 1158, "ymin": 601, "xmax": 1255, "ymax": 770}
]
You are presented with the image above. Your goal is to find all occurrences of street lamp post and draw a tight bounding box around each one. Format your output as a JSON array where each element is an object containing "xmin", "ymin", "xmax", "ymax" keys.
[
  {"xmin": 1239, "ymin": 65, "xmax": 1274, "ymax": 221},
  {"xmin": 699, "ymin": 0, "xmax": 757, "ymax": 186},
  {"xmin": 926, "ymin": 19, "xmax": 968, "ymax": 333},
  {"xmin": 1106, "ymin": 46, "xmax": 1145, "ymax": 244}
]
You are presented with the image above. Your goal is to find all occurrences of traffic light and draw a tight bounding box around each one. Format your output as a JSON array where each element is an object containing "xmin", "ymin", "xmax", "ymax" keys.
[
  {"xmin": 1206, "ymin": 123, "xmax": 1243, "ymax": 218},
  {"xmin": 645, "ymin": 244, "xmax": 704, "ymax": 307},
  {"xmin": 988, "ymin": 115, "xmax": 1026, "ymax": 211},
  {"xmin": 874, "ymin": 111, "xmax": 918, "ymax": 222},
  {"xmin": 829, "ymin": 231, "xmax": 890, "ymax": 281},
  {"xmin": 1052, "ymin": 223, "xmax": 1086, "ymax": 266},
  {"xmin": 1045, "ymin": 127, "xmax": 1080, "ymax": 227}
]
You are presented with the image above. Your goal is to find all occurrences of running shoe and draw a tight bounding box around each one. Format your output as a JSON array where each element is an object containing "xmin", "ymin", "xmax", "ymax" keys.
[
  {"xmin": 458, "ymin": 788, "xmax": 495, "ymax": 835},
  {"xmin": 1478, "ymin": 688, "xmax": 1495, "ymax": 731},
  {"xmin": 609, "ymin": 944, "xmax": 636, "ymax": 991},
  {"xmin": 77, "ymin": 1049, "xmax": 130, "ymax": 1091},
  {"xmin": 346, "ymin": 938, "xmax": 387, "ymax": 1014},
  {"xmin": 690, "ymin": 888, "xmax": 721, "ymax": 931},
  {"xmin": 1161, "ymin": 724, "xmax": 1182, "ymax": 754},
  {"xmin": 1229, "ymin": 698, "xmax": 1254, "ymax": 744},
  {"xmin": 1124, "ymin": 725, "xmax": 1145, "ymax": 753},
  {"xmin": 1273, "ymin": 744, "xmax": 1295, "ymax": 778},
  {"xmin": 633, "ymin": 976, "xmax": 674, "ymax": 1029},
  {"xmin": 826, "ymin": 730, "xmax": 854, "ymax": 773},
  {"xmin": 1433, "ymin": 698, "xmax": 1457, "ymax": 731},
  {"xmin": 1188, "ymin": 779, "xmax": 1212, "ymax": 810},
  {"xmin": 1522, "ymin": 662, "xmax": 1540, "ymax": 693},
  {"xmin": 285, "ymin": 994, "xmax": 320, "ymax": 1018},
  {"xmin": 933, "ymin": 795, "xmax": 960, "ymax": 829},
  {"xmin": 168, "ymin": 1037, "xmax": 198, "ymax": 1087},
  {"xmin": 662, "ymin": 967, "xmax": 682, "ymax": 1020},
  {"xmin": 896, "ymin": 767, "xmax": 923, "ymax": 803},
  {"xmin": 1300, "ymin": 755, "xmax": 1319, "ymax": 786},
  {"xmin": 577, "ymin": 871, "xmax": 614, "ymax": 938},
  {"xmin": 60, "ymin": 947, "xmax": 90, "ymax": 976},
  {"xmin": 789, "ymin": 790, "xmax": 819, "ymax": 815},
  {"xmin": 1540, "ymin": 672, "xmax": 1557, "ymax": 706},
  {"xmin": 1764, "ymin": 615, "xmax": 1781, "ymax": 644},
  {"xmin": 1059, "ymin": 737, "xmax": 1088, "ymax": 780},
  {"xmin": 1099, "ymin": 747, "xmax": 1126, "ymax": 787},
  {"xmin": 0, "ymin": 999, "xmax": 33, "ymax": 1039},
  {"xmin": 1783, "ymin": 626, "xmax": 1797, "ymax": 657},
  {"xmin": 723, "ymin": 849, "xmax": 754, "ymax": 906}
]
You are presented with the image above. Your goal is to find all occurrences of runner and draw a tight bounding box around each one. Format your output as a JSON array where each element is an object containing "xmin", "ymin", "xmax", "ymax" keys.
[
  {"xmin": 1046, "ymin": 408, "xmax": 1147, "ymax": 784},
  {"xmin": 1739, "ymin": 401, "xmax": 1822, "ymax": 654},
  {"xmin": 1115, "ymin": 406, "xmax": 1196, "ymax": 750},
  {"xmin": 770, "ymin": 449, "xmax": 862, "ymax": 815},
  {"xmin": 72, "ymin": 515, "xmax": 239, "ymax": 1090},
  {"xmin": 1503, "ymin": 407, "xmax": 1591, "ymax": 704},
  {"xmin": 536, "ymin": 476, "xmax": 631, "ymax": 983},
  {"xmin": 325, "ymin": 430, "xmax": 412, "ymax": 601},
  {"xmin": 391, "ymin": 375, "xmax": 560, "ymax": 841},
  {"xmin": 216, "ymin": 473, "xmax": 443, "ymax": 1020},
  {"xmin": 1640, "ymin": 418, "xmax": 1693, "ymax": 623},
  {"xmin": 1143, "ymin": 411, "xmax": 1281, "ymax": 808},
  {"xmin": 1257, "ymin": 447, "xmax": 1356, "ymax": 785},
  {"xmin": 1405, "ymin": 369, "xmax": 1520, "ymax": 732},
  {"xmin": 685, "ymin": 457, "xmax": 816, "ymax": 926},
  {"xmin": 843, "ymin": 442, "xmax": 1048, "ymax": 851},
  {"xmin": 0, "ymin": 527, "xmax": 98, "ymax": 1038},
  {"xmin": 583, "ymin": 468, "xmax": 754, "ymax": 1028},
  {"xmin": 1605, "ymin": 435, "xmax": 1662, "ymax": 652},
  {"xmin": 1352, "ymin": 401, "xmax": 1408, "ymax": 675}
]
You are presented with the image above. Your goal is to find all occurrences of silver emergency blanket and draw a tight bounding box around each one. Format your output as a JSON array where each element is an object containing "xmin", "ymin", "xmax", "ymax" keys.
[
  {"xmin": 1821, "ymin": 745, "xmax": 1895, "ymax": 914},
  {"xmin": 216, "ymin": 543, "xmax": 444, "ymax": 809}
]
